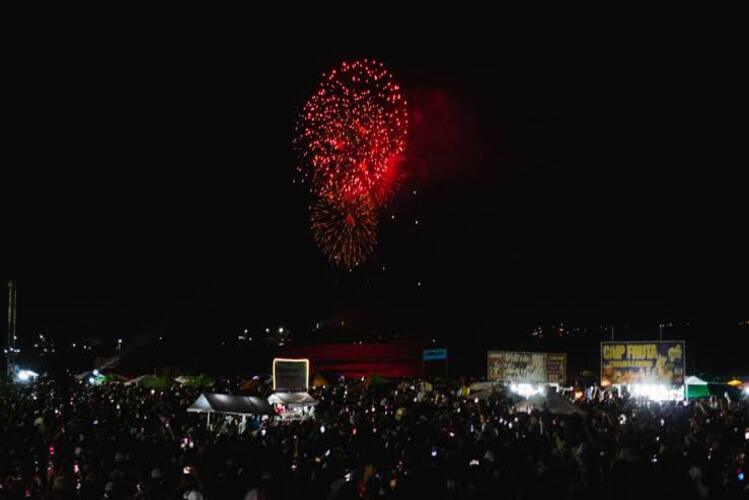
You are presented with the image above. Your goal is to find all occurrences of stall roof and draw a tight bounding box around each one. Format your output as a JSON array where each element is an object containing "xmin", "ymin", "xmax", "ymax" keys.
[
  {"xmin": 472, "ymin": 386, "xmax": 512, "ymax": 401},
  {"xmin": 187, "ymin": 393, "xmax": 274, "ymax": 416},
  {"xmin": 514, "ymin": 391, "xmax": 586, "ymax": 416},
  {"xmin": 124, "ymin": 374, "xmax": 150, "ymax": 386},
  {"xmin": 268, "ymin": 391, "xmax": 319, "ymax": 408},
  {"xmin": 470, "ymin": 381, "xmax": 499, "ymax": 393},
  {"xmin": 685, "ymin": 375, "xmax": 708, "ymax": 385}
]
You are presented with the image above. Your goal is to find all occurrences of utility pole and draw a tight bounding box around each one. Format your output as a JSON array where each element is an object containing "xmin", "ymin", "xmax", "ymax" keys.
[{"xmin": 6, "ymin": 280, "xmax": 18, "ymax": 378}]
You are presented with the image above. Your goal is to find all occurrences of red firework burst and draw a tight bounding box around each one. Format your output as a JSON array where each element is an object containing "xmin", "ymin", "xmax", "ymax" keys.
[{"xmin": 295, "ymin": 59, "xmax": 409, "ymax": 202}]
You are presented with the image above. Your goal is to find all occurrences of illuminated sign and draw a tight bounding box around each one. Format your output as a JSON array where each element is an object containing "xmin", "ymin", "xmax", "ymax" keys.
[
  {"xmin": 272, "ymin": 358, "xmax": 309, "ymax": 391},
  {"xmin": 423, "ymin": 348, "xmax": 448, "ymax": 361},
  {"xmin": 601, "ymin": 341, "xmax": 685, "ymax": 386},
  {"xmin": 487, "ymin": 351, "xmax": 567, "ymax": 383}
]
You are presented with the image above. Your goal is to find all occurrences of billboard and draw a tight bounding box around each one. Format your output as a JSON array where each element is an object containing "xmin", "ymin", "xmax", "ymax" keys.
[
  {"xmin": 423, "ymin": 348, "xmax": 448, "ymax": 361},
  {"xmin": 487, "ymin": 351, "xmax": 567, "ymax": 383},
  {"xmin": 272, "ymin": 358, "xmax": 309, "ymax": 391},
  {"xmin": 601, "ymin": 341, "xmax": 685, "ymax": 386}
]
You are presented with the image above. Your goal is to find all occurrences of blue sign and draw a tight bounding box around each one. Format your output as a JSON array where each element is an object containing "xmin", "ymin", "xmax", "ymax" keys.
[{"xmin": 423, "ymin": 348, "xmax": 448, "ymax": 361}]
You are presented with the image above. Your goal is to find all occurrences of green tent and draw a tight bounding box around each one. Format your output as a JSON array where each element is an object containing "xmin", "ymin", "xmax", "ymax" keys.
[
  {"xmin": 685, "ymin": 375, "xmax": 741, "ymax": 400},
  {"xmin": 685, "ymin": 375, "xmax": 709, "ymax": 399},
  {"xmin": 186, "ymin": 374, "xmax": 215, "ymax": 388},
  {"xmin": 367, "ymin": 374, "xmax": 394, "ymax": 387},
  {"xmin": 687, "ymin": 384, "xmax": 711, "ymax": 399},
  {"xmin": 102, "ymin": 374, "xmax": 127, "ymax": 384},
  {"xmin": 175, "ymin": 374, "xmax": 215, "ymax": 388},
  {"xmin": 140, "ymin": 375, "xmax": 172, "ymax": 389}
]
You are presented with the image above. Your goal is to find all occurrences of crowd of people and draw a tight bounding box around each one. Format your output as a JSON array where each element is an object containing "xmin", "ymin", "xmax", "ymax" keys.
[{"xmin": 1, "ymin": 374, "xmax": 747, "ymax": 499}]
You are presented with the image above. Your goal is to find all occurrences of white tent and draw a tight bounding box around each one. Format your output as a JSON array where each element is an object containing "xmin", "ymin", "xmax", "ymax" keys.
[
  {"xmin": 268, "ymin": 392, "xmax": 318, "ymax": 408},
  {"xmin": 472, "ymin": 386, "xmax": 507, "ymax": 401},
  {"xmin": 513, "ymin": 392, "xmax": 586, "ymax": 416},
  {"xmin": 187, "ymin": 393, "xmax": 273, "ymax": 415},
  {"xmin": 684, "ymin": 375, "xmax": 708, "ymax": 385},
  {"xmin": 188, "ymin": 393, "xmax": 274, "ymax": 427},
  {"xmin": 469, "ymin": 381, "xmax": 499, "ymax": 393},
  {"xmin": 124, "ymin": 375, "xmax": 149, "ymax": 386},
  {"xmin": 76, "ymin": 370, "xmax": 102, "ymax": 381}
]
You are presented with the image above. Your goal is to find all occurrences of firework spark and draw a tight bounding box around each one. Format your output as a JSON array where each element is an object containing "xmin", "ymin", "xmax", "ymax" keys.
[
  {"xmin": 295, "ymin": 59, "xmax": 409, "ymax": 202},
  {"xmin": 311, "ymin": 196, "xmax": 378, "ymax": 269}
]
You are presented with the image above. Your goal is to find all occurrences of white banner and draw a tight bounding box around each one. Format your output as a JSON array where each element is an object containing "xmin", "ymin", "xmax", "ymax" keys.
[{"xmin": 487, "ymin": 351, "xmax": 566, "ymax": 383}]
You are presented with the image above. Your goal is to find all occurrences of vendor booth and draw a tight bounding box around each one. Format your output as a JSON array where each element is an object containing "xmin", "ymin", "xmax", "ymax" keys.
[
  {"xmin": 188, "ymin": 392, "xmax": 274, "ymax": 428},
  {"xmin": 269, "ymin": 358, "xmax": 318, "ymax": 420},
  {"xmin": 267, "ymin": 391, "xmax": 319, "ymax": 420}
]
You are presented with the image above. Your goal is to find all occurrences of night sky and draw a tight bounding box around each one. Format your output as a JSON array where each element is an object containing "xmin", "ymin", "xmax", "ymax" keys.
[{"xmin": 3, "ymin": 31, "xmax": 747, "ymax": 373}]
